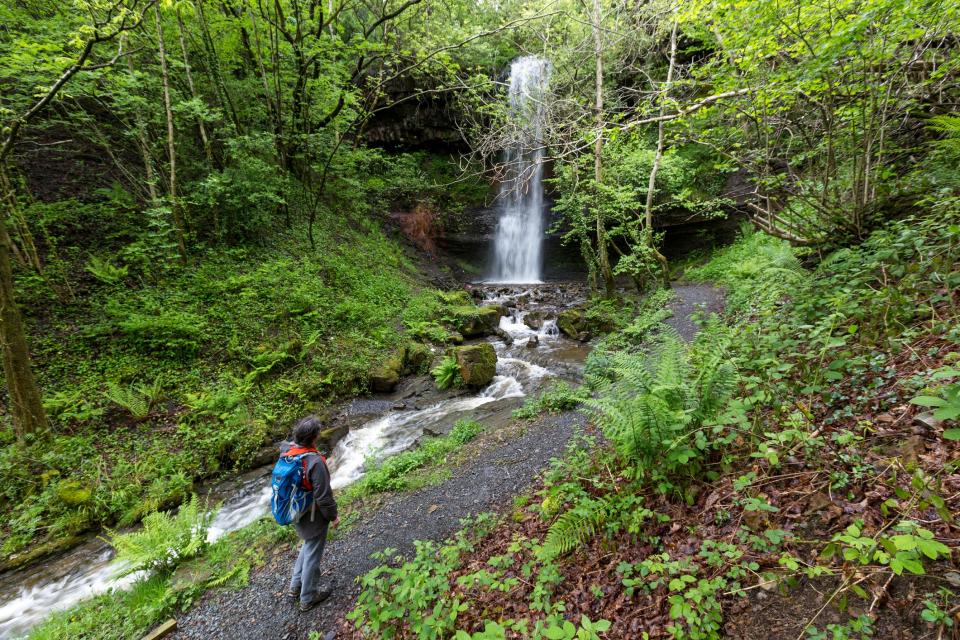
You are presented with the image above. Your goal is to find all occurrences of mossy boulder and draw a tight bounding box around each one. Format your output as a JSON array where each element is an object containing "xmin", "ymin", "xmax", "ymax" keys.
[
  {"xmin": 369, "ymin": 355, "xmax": 403, "ymax": 392},
  {"xmin": 57, "ymin": 480, "xmax": 93, "ymax": 507},
  {"xmin": 459, "ymin": 305, "xmax": 504, "ymax": 337},
  {"xmin": 454, "ymin": 343, "xmax": 498, "ymax": 387},
  {"xmin": 402, "ymin": 342, "xmax": 433, "ymax": 375},
  {"xmin": 557, "ymin": 308, "xmax": 592, "ymax": 342},
  {"xmin": 557, "ymin": 304, "xmax": 617, "ymax": 342}
]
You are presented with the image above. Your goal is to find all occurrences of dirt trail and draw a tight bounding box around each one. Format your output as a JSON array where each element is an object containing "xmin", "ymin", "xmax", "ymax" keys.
[{"xmin": 664, "ymin": 284, "xmax": 725, "ymax": 341}]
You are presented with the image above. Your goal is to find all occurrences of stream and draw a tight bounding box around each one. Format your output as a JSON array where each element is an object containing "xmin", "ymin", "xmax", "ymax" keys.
[{"xmin": 0, "ymin": 284, "xmax": 589, "ymax": 640}]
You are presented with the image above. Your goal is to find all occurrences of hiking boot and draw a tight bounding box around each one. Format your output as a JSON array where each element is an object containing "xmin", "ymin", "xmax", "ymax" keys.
[
  {"xmin": 298, "ymin": 588, "xmax": 332, "ymax": 612},
  {"xmin": 287, "ymin": 584, "xmax": 301, "ymax": 599}
]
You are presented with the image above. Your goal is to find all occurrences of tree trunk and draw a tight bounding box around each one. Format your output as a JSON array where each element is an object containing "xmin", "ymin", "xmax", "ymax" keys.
[
  {"xmin": 592, "ymin": 0, "xmax": 615, "ymax": 298},
  {"xmin": 126, "ymin": 51, "xmax": 159, "ymax": 203},
  {"xmin": 176, "ymin": 9, "xmax": 216, "ymax": 169},
  {"xmin": 194, "ymin": 0, "xmax": 241, "ymax": 132},
  {"xmin": 0, "ymin": 165, "xmax": 47, "ymax": 438},
  {"xmin": 644, "ymin": 19, "xmax": 677, "ymax": 287},
  {"xmin": 155, "ymin": 5, "xmax": 188, "ymax": 259}
]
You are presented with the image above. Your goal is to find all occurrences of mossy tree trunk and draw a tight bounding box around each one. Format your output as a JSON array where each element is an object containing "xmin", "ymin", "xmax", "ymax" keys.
[
  {"xmin": 0, "ymin": 172, "xmax": 47, "ymax": 437},
  {"xmin": 592, "ymin": 0, "xmax": 615, "ymax": 298}
]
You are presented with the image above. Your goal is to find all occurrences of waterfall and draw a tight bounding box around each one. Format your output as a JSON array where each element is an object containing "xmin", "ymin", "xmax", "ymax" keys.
[{"xmin": 489, "ymin": 56, "xmax": 551, "ymax": 284}]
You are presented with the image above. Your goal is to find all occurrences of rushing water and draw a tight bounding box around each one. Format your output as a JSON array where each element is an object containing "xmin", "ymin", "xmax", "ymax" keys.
[
  {"xmin": 0, "ymin": 286, "xmax": 586, "ymax": 640},
  {"xmin": 488, "ymin": 56, "xmax": 551, "ymax": 284}
]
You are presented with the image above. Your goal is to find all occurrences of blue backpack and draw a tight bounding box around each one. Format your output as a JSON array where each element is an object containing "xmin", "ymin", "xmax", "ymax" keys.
[{"xmin": 270, "ymin": 447, "xmax": 321, "ymax": 525}]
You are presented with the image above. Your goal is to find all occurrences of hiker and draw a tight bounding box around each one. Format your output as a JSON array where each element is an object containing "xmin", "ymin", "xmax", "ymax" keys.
[{"xmin": 272, "ymin": 416, "xmax": 339, "ymax": 612}]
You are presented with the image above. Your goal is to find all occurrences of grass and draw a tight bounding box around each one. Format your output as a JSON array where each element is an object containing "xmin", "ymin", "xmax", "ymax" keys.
[
  {"xmin": 345, "ymin": 419, "xmax": 484, "ymax": 496},
  {"xmin": 512, "ymin": 382, "xmax": 589, "ymax": 420}
]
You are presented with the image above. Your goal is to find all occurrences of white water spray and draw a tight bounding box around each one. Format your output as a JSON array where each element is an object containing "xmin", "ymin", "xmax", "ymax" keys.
[{"xmin": 489, "ymin": 56, "xmax": 551, "ymax": 284}]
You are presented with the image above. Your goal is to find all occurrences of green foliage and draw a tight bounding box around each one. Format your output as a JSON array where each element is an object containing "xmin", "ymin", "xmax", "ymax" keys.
[
  {"xmin": 587, "ymin": 333, "xmax": 737, "ymax": 491},
  {"xmin": 108, "ymin": 496, "xmax": 215, "ymax": 576},
  {"xmin": 347, "ymin": 514, "xmax": 498, "ymax": 639},
  {"xmin": 513, "ymin": 382, "xmax": 589, "ymax": 420},
  {"xmin": 542, "ymin": 497, "xmax": 611, "ymax": 558},
  {"xmin": 910, "ymin": 367, "xmax": 960, "ymax": 432},
  {"xmin": 821, "ymin": 520, "xmax": 951, "ymax": 576},
  {"xmin": 686, "ymin": 228, "xmax": 805, "ymax": 317},
  {"xmin": 432, "ymin": 355, "xmax": 463, "ymax": 390},
  {"xmin": 351, "ymin": 420, "xmax": 483, "ymax": 495},
  {"xmin": 103, "ymin": 378, "xmax": 162, "ymax": 420},
  {"xmin": 85, "ymin": 256, "xmax": 128, "ymax": 286}
]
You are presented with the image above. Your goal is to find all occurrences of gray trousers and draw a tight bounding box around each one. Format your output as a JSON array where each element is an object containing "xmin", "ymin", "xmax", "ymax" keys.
[{"xmin": 290, "ymin": 525, "xmax": 328, "ymax": 604}]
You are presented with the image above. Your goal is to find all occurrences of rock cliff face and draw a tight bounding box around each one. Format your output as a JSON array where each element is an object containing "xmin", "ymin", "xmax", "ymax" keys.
[{"xmin": 363, "ymin": 76, "xmax": 465, "ymax": 150}]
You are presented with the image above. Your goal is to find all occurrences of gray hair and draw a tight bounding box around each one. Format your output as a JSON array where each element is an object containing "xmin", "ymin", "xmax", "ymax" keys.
[{"xmin": 292, "ymin": 416, "xmax": 323, "ymax": 447}]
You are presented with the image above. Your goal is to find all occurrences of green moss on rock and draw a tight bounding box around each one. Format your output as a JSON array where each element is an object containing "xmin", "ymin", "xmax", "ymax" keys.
[{"xmin": 454, "ymin": 343, "xmax": 497, "ymax": 387}]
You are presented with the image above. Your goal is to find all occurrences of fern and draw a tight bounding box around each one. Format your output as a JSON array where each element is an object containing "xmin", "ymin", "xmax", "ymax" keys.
[
  {"xmin": 431, "ymin": 355, "xmax": 462, "ymax": 390},
  {"xmin": 108, "ymin": 495, "xmax": 216, "ymax": 576},
  {"xmin": 85, "ymin": 255, "xmax": 128, "ymax": 285},
  {"xmin": 929, "ymin": 114, "xmax": 960, "ymax": 154},
  {"xmin": 588, "ymin": 332, "xmax": 736, "ymax": 488},
  {"xmin": 104, "ymin": 377, "xmax": 163, "ymax": 420},
  {"xmin": 542, "ymin": 498, "xmax": 611, "ymax": 558}
]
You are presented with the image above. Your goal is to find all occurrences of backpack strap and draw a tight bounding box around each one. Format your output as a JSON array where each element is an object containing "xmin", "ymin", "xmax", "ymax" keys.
[{"xmin": 282, "ymin": 446, "xmax": 328, "ymax": 492}]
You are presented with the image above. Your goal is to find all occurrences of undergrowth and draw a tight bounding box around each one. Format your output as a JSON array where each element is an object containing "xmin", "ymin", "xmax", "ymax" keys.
[
  {"xmin": 0, "ymin": 216, "xmax": 491, "ymax": 563},
  {"xmin": 344, "ymin": 215, "xmax": 960, "ymax": 639}
]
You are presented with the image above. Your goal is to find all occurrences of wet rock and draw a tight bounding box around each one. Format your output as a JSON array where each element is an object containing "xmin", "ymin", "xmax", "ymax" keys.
[
  {"xmin": 493, "ymin": 327, "xmax": 514, "ymax": 345},
  {"xmin": 454, "ymin": 343, "xmax": 498, "ymax": 387},
  {"xmin": 402, "ymin": 343, "xmax": 433, "ymax": 375},
  {"xmin": 523, "ymin": 311, "xmax": 547, "ymax": 330},
  {"xmin": 557, "ymin": 308, "xmax": 592, "ymax": 342},
  {"xmin": 317, "ymin": 424, "xmax": 348, "ymax": 453},
  {"xmin": 251, "ymin": 445, "xmax": 279, "ymax": 468},
  {"xmin": 460, "ymin": 306, "xmax": 504, "ymax": 337},
  {"xmin": 526, "ymin": 335, "xmax": 539, "ymax": 348},
  {"xmin": 369, "ymin": 355, "xmax": 403, "ymax": 392}
]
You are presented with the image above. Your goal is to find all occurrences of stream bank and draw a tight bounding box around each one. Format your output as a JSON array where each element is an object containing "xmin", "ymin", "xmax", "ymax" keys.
[{"xmin": 0, "ymin": 283, "xmax": 590, "ymax": 639}]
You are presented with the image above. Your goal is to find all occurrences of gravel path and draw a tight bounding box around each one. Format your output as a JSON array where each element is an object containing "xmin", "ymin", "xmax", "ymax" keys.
[
  {"xmin": 172, "ymin": 412, "xmax": 586, "ymax": 640},
  {"xmin": 664, "ymin": 284, "xmax": 725, "ymax": 341}
]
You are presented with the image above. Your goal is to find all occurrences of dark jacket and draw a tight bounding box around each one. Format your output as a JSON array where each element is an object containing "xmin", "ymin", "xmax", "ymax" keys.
[{"xmin": 280, "ymin": 441, "xmax": 338, "ymax": 540}]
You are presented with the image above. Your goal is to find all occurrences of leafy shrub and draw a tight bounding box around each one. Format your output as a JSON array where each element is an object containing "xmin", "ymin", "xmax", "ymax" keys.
[
  {"xmin": 587, "ymin": 334, "xmax": 737, "ymax": 491},
  {"xmin": 85, "ymin": 256, "xmax": 128, "ymax": 285},
  {"xmin": 347, "ymin": 514, "xmax": 498, "ymax": 638},
  {"xmin": 103, "ymin": 378, "xmax": 163, "ymax": 420},
  {"xmin": 109, "ymin": 495, "xmax": 215, "ymax": 576},
  {"xmin": 110, "ymin": 303, "xmax": 206, "ymax": 358},
  {"xmin": 513, "ymin": 382, "xmax": 589, "ymax": 419},
  {"xmin": 686, "ymin": 227, "xmax": 805, "ymax": 317}
]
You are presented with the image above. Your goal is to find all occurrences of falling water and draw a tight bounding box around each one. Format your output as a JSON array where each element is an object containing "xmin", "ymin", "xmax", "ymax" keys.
[{"xmin": 489, "ymin": 56, "xmax": 551, "ymax": 284}]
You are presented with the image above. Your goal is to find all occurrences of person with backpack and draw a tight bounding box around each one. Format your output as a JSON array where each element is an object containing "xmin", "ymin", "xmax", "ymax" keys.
[{"xmin": 271, "ymin": 416, "xmax": 339, "ymax": 612}]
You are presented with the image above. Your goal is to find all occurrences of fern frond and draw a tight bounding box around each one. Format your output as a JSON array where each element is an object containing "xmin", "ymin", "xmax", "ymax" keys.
[
  {"xmin": 542, "ymin": 498, "xmax": 611, "ymax": 558},
  {"xmin": 104, "ymin": 381, "xmax": 151, "ymax": 419}
]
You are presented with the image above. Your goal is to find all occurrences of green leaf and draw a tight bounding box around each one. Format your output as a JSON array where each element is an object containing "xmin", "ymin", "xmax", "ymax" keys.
[
  {"xmin": 910, "ymin": 396, "xmax": 946, "ymax": 407},
  {"xmin": 943, "ymin": 429, "xmax": 960, "ymax": 440}
]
